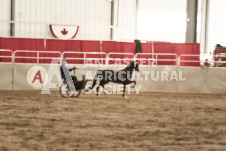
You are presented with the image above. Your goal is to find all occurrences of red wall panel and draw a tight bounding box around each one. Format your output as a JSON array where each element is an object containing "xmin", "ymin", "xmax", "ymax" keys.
[
  {"xmin": 154, "ymin": 42, "xmax": 176, "ymax": 65},
  {"xmin": 0, "ymin": 37, "xmax": 45, "ymax": 51},
  {"xmin": 102, "ymin": 41, "xmax": 135, "ymax": 64},
  {"xmin": 0, "ymin": 38, "xmax": 200, "ymax": 66},
  {"xmin": 175, "ymin": 43, "xmax": 200, "ymax": 66}
]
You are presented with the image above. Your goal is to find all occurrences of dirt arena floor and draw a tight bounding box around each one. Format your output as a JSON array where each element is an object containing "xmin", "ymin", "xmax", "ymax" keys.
[{"xmin": 0, "ymin": 90, "xmax": 226, "ymax": 151}]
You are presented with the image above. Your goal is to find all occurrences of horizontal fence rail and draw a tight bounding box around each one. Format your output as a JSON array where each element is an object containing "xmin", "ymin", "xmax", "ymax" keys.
[
  {"xmin": 14, "ymin": 50, "xmax": 61, "ymax": 64},
  {"xmin": 107, "ymin": 52, "xmax": 135, "ymax": 65},
  {"xmin": 1, "ymin": 49, "xmax": 226, "ymax": 67},
  {"xmin": 0, "ymin": 49, "xmax": 13, "ymax": 63},
  {"xmin": 62, "ymin": 51, "xmax": 107, "ymax": 64},
  {"xmin": 179, "ymin": 54, "xmax": 226, "ymax": 67},
  {"xmin": 135, "ymin": 53, "xmax": 178, "ymax": 66}
]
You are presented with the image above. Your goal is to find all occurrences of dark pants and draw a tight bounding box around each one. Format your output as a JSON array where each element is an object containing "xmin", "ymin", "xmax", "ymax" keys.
[{"xmin": 63, "ymin": 76, "xmax": 78, "ymax": 84}]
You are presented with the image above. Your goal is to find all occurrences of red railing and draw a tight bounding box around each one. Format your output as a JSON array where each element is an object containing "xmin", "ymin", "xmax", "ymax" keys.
[
  {"xmin": 3, "ymin": 49, "xmax": 225, "ymax": 67},
  {"xmin": 0, "ymin": 49, "xmax": 13, "ymax": 63},
  {"xmin": 14, "ymin": 50, "xmax": 61, "ymax": 64}
]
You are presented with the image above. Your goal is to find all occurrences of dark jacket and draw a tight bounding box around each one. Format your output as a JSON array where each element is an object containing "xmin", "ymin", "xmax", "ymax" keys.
[{"xmin": 134, "ymin": 39, "xmax": 142, "ymax": 53}]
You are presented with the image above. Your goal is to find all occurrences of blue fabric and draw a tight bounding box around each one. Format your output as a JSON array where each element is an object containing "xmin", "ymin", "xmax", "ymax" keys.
[
  {"xmin": 60, "ymin": 64, "xmax": 75, "ymax": 91},
  {"xmin": 60, "ymin": 64, "xmax": 73, "ymax": 79},
  {"xmin": 62, "ymin": 58, "xmax": 67, "ymax": 63}
]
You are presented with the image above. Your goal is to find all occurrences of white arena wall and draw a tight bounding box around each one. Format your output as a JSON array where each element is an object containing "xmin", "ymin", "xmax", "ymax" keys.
[
  {"xmin": 1, "ymin": 0, "xmax": 226, "ymax": 50},
  {"xmin": 0, "ymin": 63, "xmax": 13, "ymax": 90},
  {"xmin": 0, "ymin": 0, "xmax": 136, "ymax": 41},
  {"xmin": 1, "ymin": 63, "xmax": 226, "ymax": 94},
  {"xmin": 0, "ymin": 0, "xmax": 11, "ymax": 37}
]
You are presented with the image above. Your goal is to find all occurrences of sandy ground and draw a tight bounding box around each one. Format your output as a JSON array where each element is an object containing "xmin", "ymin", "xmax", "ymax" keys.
[{"xmin": 0, "ymin": 90, "xmax": 226, "ymax": 151}]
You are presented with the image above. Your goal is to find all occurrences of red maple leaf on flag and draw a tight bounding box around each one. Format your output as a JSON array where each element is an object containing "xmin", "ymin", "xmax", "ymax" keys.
[{"xmin": 61, "ymin": 28, "xmax": 68, "ymax": 35}]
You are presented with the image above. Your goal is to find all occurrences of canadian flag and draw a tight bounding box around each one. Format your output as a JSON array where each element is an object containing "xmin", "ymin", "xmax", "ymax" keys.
[{"xmin": 49, "ymin": 24, "xmax": 79, "ymax": 39}]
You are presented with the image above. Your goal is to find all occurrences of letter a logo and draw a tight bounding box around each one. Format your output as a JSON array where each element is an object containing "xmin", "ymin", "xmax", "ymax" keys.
[
  {"xmin": 32, "ymin": 70, "xmax": 43, "ymax": 84},
  {"xmin": 27, "ymin": 66, "xmax": 47, "ymax": 89}
]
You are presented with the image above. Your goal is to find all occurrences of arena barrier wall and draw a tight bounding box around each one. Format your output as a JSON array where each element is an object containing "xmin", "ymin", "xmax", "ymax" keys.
[
  {"xmin": 1, "ymin": 63, "xmax": 226, "ymax": 93},
  {"xmin": 13, "ymin": 64, "xmax": 62, "ymax": 90},
  {"xmin": 74, "ymin": 65, "xmax": 226, "ymax": 93},
  {"xmin": 0, "ymin": 63, "xmax": 13, "ymax": 90},
  {"xmin": 138, "ymin": 66, "xmax": 226, "ymax": 93}
]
